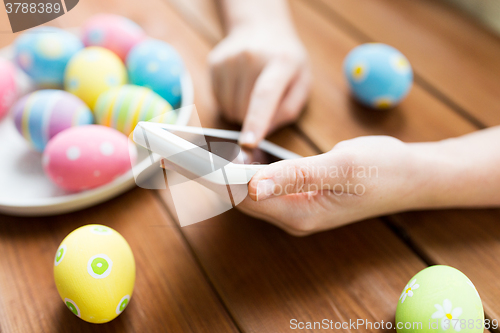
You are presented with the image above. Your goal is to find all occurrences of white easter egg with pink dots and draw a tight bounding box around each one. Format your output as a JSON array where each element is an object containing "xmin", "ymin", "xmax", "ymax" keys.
[{"xmin": 43, "ymin": 125, "xmax": 137, "ymax": 191}]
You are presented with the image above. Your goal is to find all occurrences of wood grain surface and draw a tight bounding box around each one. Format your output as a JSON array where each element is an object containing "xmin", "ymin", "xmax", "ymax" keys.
[
  {"xmin": 0, "ymin": 0, "xmax": 240, "ymax": 332},
  {"xmin": 164, "ymin": 1, "xmax": 500, "ymax": 333},
  {"xmin": 157, "ymin": 129, "xmax": 429, "ymax": 333},
  {"xmin": 150, "ymin": 1, "xmax": 431, "ymax": 331},
  {"xmin": 292, "ymin": 1, "xmax": 500, "ymax": 331},
  {"xmin": 309, "ymin": 0, "xmax": 500, "ymax": 127},
  {"xmin": 391, "ymin": 210, "xmax": 500, "ymax": 324},
  {"xmin": 0, "ymin": 0, "xmax": 499, "ymax": 332},
  {"xmin": 0, "ymin": 189, "xmax": 238, "ymax": 333},
  {"xmin": 290, "ymin": 0, "xmax": 479, "ymax": 151}
]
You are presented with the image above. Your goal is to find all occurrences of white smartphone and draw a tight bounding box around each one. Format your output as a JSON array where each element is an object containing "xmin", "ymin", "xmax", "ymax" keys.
[{"xmin": 133, "ymin": 122, "xmax": 301, "ymax": 186}]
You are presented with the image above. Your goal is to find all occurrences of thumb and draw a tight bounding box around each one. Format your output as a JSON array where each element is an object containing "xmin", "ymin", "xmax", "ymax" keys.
[{"xmin": 248, "ymin": 151, "xmax": 361, "ymax": 201}]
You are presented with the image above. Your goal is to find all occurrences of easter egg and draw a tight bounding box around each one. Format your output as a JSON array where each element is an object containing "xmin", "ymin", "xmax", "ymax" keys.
[
  {"xmin": 54, "ymin": 224, "xmax": 135, "ymax": 323},
  {"xmin": 82, "ymin": 14, "xmax": 146, "ymax": 61},
  {"xmin": 0, "ymin": 59, "xmax": 17, "ymax": 119},
  {"xmin": 43, "ymin": 125, "xmax": 137, "ymax": 191},
  {"xmin": 12, "ymin": 90, "xmax": 93, "ymax": 152},
  {"xmin": 14, "ymin": 27, "xmax": 83, "ymax": 87},
  {"xmin": 64, "ymin": 47, "xmax": 127, "ymax": 109},
  {"xmin": 343, "ymin": 43, "xmax": 413, "ymax": 109},
  {"xmin": 396, "ymin": 265, "xmax": 483, "ymax": 333},
  {"xmin": 127, "ymin": 39, "xmax": 184, "ymax": 107},
  {"xmin": 94, "ymin": 85, "xmax": 175, "ymax": 135}
]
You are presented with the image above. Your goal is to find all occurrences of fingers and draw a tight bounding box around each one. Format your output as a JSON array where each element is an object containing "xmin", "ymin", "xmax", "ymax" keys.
[
  {"xmin": 237, "ymin": 194, "xmax": 322, "ymax": 236},
  {"xmin": 210, "ymin": 52, "xmax": 262, "ymax": 124},
  {"xmin": 237, "ymin": 190, "xmax": 367, "ymax": 236},
  {"xmin": 209, "ymin": 46, "xmax": 240, "ymax": 123},
  {"xmin": 248, "ymin": 150, "xmax": 360, "ymax": 201},
  {"xmin": 213, "ymin": 59, "xmax": 237, "ymax": 122},
  {"xmin": 239, "ymin": 60, "xmax": 299, "ymax": 148},
  {"xmin": 234, "ymin": 53, "xmax": 261, "ymax": 121},
  {"xmin": 269, "ymin": 66, "xmax": 312, "ymax": 132}
]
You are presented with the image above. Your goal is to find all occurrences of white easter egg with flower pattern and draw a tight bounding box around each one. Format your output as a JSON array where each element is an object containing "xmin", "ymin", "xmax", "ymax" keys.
[{"xmin": 396, "ymin": 265, "xmax": 484, "ymax": 333}]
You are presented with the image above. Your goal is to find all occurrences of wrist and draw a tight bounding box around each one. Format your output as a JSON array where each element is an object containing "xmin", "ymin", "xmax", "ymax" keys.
[
  {"xmin": 222, "ymin": 0, "xmax": 295, "ymax": 34},
  {"xmin": 227, "ymin": 15, "xmax": 295, "ymax": 35},
  {"xmin": 405, "ymin": 139, "xmax": 469, "ymax": 210}
]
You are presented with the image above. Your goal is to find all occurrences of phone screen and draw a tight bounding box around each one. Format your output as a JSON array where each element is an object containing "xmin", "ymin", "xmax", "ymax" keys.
[
  {"xmin": 154, "ymin": 130, "xmax": 284, "ymax": 226},
  {"xmin": 167, "ymin": 129, "xmax": 283, "ymax": 165}
]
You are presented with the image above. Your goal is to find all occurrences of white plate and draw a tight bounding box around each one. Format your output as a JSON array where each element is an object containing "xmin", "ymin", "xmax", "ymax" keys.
[{"xmin": 0, "ymin": 45, "xmax": 194, "ymax": 216}]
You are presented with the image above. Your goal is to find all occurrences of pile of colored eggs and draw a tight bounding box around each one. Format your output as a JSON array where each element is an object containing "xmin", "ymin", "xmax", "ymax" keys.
[{"xmin": 2, "ymin": 14, "xmax": 185, "ymax": 192}]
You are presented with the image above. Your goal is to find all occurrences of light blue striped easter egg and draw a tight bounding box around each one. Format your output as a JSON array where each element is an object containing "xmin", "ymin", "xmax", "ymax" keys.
[{"xmin": 12, "ymin": 90, "xmax": 94, "ymax": 152}]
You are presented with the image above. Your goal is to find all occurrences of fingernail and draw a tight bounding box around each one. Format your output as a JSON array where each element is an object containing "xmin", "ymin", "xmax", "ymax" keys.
[
  {"xmin": 239, "ymin": 131, "xmax": 256, "ymax": 146},
  {"xmin": 256, "ymin": 179, "xmax": 275, "ymax": 201}
]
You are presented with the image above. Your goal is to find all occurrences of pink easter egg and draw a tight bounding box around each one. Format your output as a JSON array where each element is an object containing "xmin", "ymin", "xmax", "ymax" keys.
[
  {"xmin": 0, "ymin": 59, "xmax": 17, "ymax": 119},
  {"xmin": 82, "ymin": 14, "xmax": 146, "ymax": 61},
  {"xmin": 43, "ymin": 125, "xmax": 137, "ymax": 191}
]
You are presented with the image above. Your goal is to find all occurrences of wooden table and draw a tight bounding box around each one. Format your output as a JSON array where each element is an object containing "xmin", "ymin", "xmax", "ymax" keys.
[{"xmin": 1, "ymin": 0, "xmax": 499, "ymax": 332}]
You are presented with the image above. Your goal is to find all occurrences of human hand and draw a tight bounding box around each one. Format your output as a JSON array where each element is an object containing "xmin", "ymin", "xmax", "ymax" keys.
[
  {"xmin": 237, "ymin": 136, "xmax": 428, "ymax": 236},
  {"xmin": 208, "ymin": 21, "xmax": 311, "ymax": 147}
]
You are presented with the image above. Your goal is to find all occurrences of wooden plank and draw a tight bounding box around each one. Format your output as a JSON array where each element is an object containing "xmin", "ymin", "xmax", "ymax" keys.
[
  {"xmin": 288, "ymin": 0, "xmax": 478, "ymax": 152},
  {"xmin": 162, "ymin": 0, "xmax": 478, "ymax": 151},
  {"xmin": 153, "ymin": 1, "xmax": 436, "ymax": 332},
  {"xmin": 156, "ymin": 128, "xmax": 429, "ymax": 332},
  {"xmin": 0, "ymin": 189, "xmax": 238, "ymax": 333},
  {"xmin": 287, "ymin": 1, "xmax": 500, "ymax": 330},
  {"xmin": 165, "ymin": 0, "xmax": 223, "ymax": 44},
  {"xmin": 308, "ymin": 0, "xmax": 500, "ymax": 127},
  {"xmin": 289, "ymin": 2, "xmax": 500, "ymax": 330},
  {"xmin": 0, "ymin": 0, "xmax": 240, "ymax": 332},
  {"xmin": 170, "ymin": 209, "xmax": 428, "ymax": 333},
  {"xmin": 161, "ymin": 2, "xmax": 500, "ymax": 333}
]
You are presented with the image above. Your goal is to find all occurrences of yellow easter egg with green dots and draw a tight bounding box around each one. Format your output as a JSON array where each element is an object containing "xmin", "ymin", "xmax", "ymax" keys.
[
  {"xmin": 64, "ymin": 47, "xmax": 127, "ymax": 109},
  {"xmin": 54, "ymin": 224, "xmax": 135, "ymax": 324}
]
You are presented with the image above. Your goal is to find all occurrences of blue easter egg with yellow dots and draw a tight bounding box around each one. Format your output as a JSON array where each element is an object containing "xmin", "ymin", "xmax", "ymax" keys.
[
  {"xmin": 343, "ymin": 43, "xmax": 413, "ymax": 109},
  {"xmin": 126, "ymin": 39, "xmax": 184, "ymax": 108},
  {"xmin": 14, "ymin": 27, "xmax": 83, "ymax": 87},
  {"xmin": 54, "ymin": 224, "xmax": 135, "ymax": 324}
]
